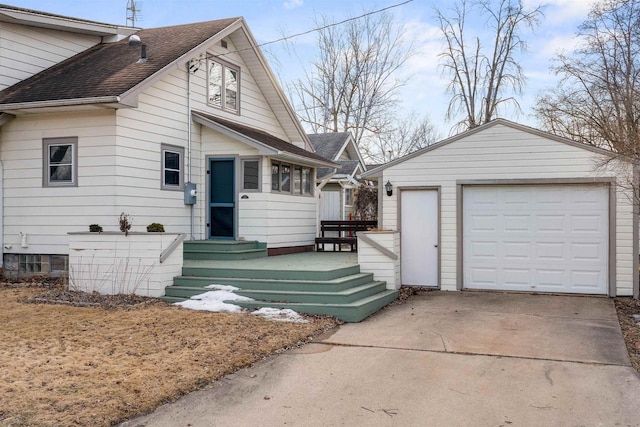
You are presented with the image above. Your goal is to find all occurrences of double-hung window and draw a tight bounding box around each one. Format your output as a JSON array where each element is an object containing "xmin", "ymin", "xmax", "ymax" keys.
[
  {"xmin": 161, "ymin": 144, "xmax": 184, "ymax": 190},
  {"xmin": 43, "ymin": 137, "xmax": 77, "ymax": 187},
  {"xmin": 208, "ymin": 58, "xmax": 240, "ymax": 113}
]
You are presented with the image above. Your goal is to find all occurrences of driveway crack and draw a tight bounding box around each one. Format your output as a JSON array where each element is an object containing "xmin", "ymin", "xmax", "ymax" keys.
[
  {"xmin": 314, "ymin": 341, "xmax": 630, "ymax": 367},
  {"xmin": 430, "ymin": 329, "xmax": 448, "ymax": 352}
]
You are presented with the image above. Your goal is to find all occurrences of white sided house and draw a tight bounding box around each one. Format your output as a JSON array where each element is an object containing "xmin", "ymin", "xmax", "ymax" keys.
[
  {"xmin": 363, "ymin": 119, "xmax": 639, "ymax": 299},
  {"xmin": 0, "ymin": 6, "xmax": 335, "ymax": 278}
]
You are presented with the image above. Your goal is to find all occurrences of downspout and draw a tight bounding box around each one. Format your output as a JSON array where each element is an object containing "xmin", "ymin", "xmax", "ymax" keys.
[{"xmin": 186, "ymin": 63, "xmax": 194, "ymax": 240}]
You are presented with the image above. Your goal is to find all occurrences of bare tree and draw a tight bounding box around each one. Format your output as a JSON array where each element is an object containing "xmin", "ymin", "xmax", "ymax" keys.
[
  {"xmin": 535, "ymin": 0, "xmax": 640, "ymax": 157},
  {"xmin": 364, "ymin": 113, "xmax": 440, "ymax": 163},
  {"xmin": 436, "ymin": 0, "xmax": 543, "ymax": 131},
  {"xmin": 287, "ymin": 11, "xmax": 413, "ymax": 156}
]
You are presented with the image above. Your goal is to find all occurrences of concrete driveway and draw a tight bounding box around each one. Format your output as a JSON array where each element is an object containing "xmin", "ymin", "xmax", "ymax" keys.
[{"xmin": 122, "ymin": 292, "xmax": 640, "ymax": 426}]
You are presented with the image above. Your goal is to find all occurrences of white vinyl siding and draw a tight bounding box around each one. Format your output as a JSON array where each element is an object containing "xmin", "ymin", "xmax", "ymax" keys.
[
  {"xmin": 0, "ymin": 21, "xmax": 100, "ymax": 90},
  {"xmin": 1, "ymin": 111, "xmax": 118, "ymax": 255},
  {"xmin": 238, "ymin": 191, "xmax": 317, "ymax": 248},
  {"xmin": 381, "ymin": 123, "xmax": 634, "ymax": 296}
]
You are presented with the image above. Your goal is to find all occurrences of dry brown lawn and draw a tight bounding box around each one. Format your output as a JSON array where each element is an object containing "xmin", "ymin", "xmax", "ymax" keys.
[{"xmin": 0, "ymin": 287, "xmax": 339, "ymax": 427}]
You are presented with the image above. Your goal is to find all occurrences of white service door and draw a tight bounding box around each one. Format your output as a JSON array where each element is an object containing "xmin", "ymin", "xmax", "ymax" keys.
[
  {"xmin": 463, "ymin": 185, "xmax": 608, "ymax": 294},
  {"xmin": 401, "ymin": 190, "xmax": 439, "ymax": 286},
  {"xmin": 319, "ymin": 191, "xmax": 341, "ymax": 221}
]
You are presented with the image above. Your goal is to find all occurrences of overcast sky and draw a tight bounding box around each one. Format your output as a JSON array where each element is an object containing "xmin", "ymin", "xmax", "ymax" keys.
[{"xmin": 5, "ymin": 0, "xmax": 597, "ymax": 135}]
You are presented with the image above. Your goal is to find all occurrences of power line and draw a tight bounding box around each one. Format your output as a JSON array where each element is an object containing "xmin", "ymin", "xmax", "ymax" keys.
[{"xmin": 211, "ymin": 0, "xmax": 414, "ymax": 58}]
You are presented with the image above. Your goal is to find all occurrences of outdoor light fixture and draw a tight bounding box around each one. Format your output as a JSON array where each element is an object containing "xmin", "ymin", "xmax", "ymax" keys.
[{"xmin": 385, "ymin": 180, "xmax": 393, "ymax": 197}]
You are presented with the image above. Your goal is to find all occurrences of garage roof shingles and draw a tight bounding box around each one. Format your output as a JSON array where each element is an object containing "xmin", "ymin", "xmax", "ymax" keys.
[{"xmin": 0, "ymin": 18, "xmax": 239, "ymax": 105}]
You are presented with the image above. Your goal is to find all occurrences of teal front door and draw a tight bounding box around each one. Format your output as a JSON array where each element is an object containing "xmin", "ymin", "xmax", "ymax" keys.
[{"xmin": 208, "ymin": 158, "xmax": 235, "ymax": 239}]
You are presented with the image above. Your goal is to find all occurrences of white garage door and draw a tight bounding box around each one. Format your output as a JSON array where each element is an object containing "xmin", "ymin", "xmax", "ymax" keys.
[{"xmin": 463, "ymin": 185, "xmax": 608, "ymax": 294}]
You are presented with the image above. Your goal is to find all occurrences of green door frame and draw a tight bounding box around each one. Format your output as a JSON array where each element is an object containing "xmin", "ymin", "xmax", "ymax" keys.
[{"xmin": 207, "ymin": 157, "xmax": 236, "ymax": 239}]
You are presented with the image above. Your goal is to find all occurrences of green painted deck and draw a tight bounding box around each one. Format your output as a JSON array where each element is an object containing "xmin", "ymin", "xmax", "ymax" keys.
[{"xmin": 162, "ymin": 242, "xmax": 398, "ymax": 322}]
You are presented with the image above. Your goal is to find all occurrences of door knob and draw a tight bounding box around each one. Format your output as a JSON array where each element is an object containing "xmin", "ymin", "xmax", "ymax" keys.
[{"xmin": 434, "ymin": 243, "xmax": 438, "ymax": 248}]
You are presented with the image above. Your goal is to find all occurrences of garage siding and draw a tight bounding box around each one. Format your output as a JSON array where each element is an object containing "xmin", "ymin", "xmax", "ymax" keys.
[{"xmin": 380, "ymin": 123, "xmax": 634, "ymax": 296}]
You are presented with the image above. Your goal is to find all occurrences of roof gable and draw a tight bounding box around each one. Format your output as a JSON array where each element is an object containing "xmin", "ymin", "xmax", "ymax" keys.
[
  {"xmin": 307, "ymin": 131, "xmax": 366, "ymax": 169},
  {"xmin": 363, "ymin": 119, "xmax": 623, "ymax": 177},
  {"xmin": 0, "ymin": 18, "xmax": 239, "ymax": 107},
  {"xmin": 0, "ymin": 13, "xmax": 311, "ymax": 147},
  {"xmin": 308, "ymin": 132, "xmax": 350, "ymax": 160}
]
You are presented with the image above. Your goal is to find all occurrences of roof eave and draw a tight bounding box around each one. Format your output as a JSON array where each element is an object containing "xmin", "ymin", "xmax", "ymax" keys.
[
  {"xmin": 271, "ymin": 152, "xmax": 337, "ymax": 168},
  {"xmin": 0, "ymin": 96, "xmax": 124, "ymax": 112},
  {"xmin": 0, "ymin": 112, "xmax": 14, "ymax": 126},
  {"xmin": 192, "ymin": 111, "xmax": 279, "ymax": 155},
  {"xmin": 0, "ymin": 7, "xmax": 137, "ymax": 37}
]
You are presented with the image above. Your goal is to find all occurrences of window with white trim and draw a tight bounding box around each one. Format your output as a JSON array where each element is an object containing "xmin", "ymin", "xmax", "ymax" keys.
[
  {"xmin": 271, "ymin": 161, "xmax": 313, "ymax": 196},
  {"xmin": 43, "ymin": 137, "xmax": 77, "ymax": 187},
  {"xmin": 161, "ymin": 144, "xmax": 184, "ymax": 190},
  {"xmin": 208, "ymin": 58, "xmax": 240, "ymax": 113}
]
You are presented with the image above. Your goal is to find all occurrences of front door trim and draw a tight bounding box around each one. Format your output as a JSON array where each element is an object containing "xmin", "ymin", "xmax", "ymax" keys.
[{"xmin": 206, "ymin": 155, "xmax": 240, "ymax": 240}]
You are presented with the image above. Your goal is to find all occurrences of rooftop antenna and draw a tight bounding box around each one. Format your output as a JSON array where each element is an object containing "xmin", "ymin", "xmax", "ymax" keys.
[{"xmin": 126, "ymin": 0, "xmax": 142, "ymax": 27}]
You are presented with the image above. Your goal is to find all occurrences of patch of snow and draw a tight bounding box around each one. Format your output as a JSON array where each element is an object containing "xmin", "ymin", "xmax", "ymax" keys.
[
  {"xmin": 205, "ymin": 284, "xmax": 240, "ymax": 292},
  {"xmin": 251, "ymin": 307, "xmax": 308, "ymax": 323},
  {"xmin": 174, "ymin": 289, "xmax": 252, "ymax": 313},
  {"xmin": 175, "ymin": 287, "xmax": 309, "ymax": 323}
]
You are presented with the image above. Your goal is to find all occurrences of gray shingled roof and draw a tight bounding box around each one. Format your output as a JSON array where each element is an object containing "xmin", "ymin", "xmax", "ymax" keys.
[
  {"xmin": 307, "ymin": 132, "xmax": 350, "ymax": 161},
  {"xmin": 317, "ymin": 160, "xmax": 360, "ymax": 180},
  {"xmin": 195, "ymin": 112, "xmax": 334, "ymax": 164},
  {"xmin": 0, "ymin": 18, "xmax": 239, "ymax": 105}
]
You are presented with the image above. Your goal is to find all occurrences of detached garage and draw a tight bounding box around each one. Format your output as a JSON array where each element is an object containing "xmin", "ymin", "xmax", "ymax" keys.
[{"xmin": 363, "ymin": 119, "xmax": 638, "ymax": 298}]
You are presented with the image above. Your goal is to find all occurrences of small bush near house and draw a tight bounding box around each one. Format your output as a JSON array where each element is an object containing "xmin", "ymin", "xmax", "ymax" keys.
[
  {"xmin": 119, "ymin": 212, "xmax": 132, "ymax": 236},
  {"xmin": 353, "ymin": 184, "xmax": 378, "ymax": 220},
  {"xmin": 146, "ymin": 223, "xmax": 165, "ymax": 232},
  {"xmin": 89, "ymin": 224, "xmax": 103, "ymax": 233}
]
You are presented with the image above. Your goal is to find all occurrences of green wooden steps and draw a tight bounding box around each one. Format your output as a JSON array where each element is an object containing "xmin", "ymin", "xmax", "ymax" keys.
[
  {"xmin": 183, "ymin": 240, "xmax": 267, "ymax": 261},
  {"xmin": 162, "ymin": 242, "xmax": 398, "ymax": 322},
  {"xmin": 233, "ymin": 290, "xmax": 399, "ymax": 324},
  {"xmin": 173, "ymin": 272, "xmax": 375, "ymax": 292}
]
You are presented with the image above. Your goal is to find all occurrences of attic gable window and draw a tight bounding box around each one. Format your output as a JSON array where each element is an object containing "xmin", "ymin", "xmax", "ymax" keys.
[
  {"xmin": 208, "ymin": 58, "xmax": 240, "ymax": 113},
  {"xmin": 43, "ymin": 137, "xmax": 78, "ymax": 187}
]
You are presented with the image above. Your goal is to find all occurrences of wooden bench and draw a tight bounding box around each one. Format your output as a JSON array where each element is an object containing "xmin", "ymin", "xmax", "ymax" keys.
[{"xmin": 315, "ymin": 220, "xmax": 378, "ymax": 252}]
